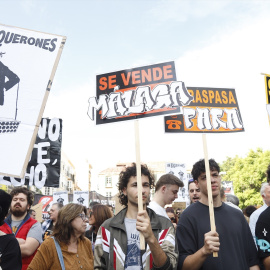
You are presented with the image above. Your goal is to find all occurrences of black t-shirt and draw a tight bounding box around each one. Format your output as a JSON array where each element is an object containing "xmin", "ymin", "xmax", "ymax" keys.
[
  {"xmin": 177, "ymin": 202, "xmax": 259, "ymax": 270},
  {"xmin": 0, "ymin": 234, "xmax": 22, "ymax": 270},
  {"xmin": 255, "ymin": 206, "xmax": 270, "ymax": 259}
]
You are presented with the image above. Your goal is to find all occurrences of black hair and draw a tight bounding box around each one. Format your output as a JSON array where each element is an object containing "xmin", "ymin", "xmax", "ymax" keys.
[
  {"xmin": 191, "ymin": 159, "xmax": 220, "ymax": 181},
  {"xmin": 0, "ymin": 190, "xmax": 12, "ymax": 225},
  {"xmin": 118, "ymin": 163, "xmax": 155, "ymax": 207}
]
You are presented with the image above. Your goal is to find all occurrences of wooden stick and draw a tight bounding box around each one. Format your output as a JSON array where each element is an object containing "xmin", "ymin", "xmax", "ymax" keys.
[
  {"xmin": 202, "ymin": 134, "xmax": 218, "ymax": 257},
  {"xmin": 134, "ymin": 120, "xmax": 145, "ymax": 250},
  {"xmin": 20, "ymin": 36, "xmax": 67, "ymax": 178}
]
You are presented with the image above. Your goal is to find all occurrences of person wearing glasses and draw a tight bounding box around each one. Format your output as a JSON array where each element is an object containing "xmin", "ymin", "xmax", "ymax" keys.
[
  {"xmin": 85, "ymin": 204, "xmax": 113, "ymax": 254},
  {"xmin": 165, "ymin": 207, "xmax": 178, "ymax": 229},
  {"xmin": 149, "ymin": 173, "xmax": 183, "ymax": 219},
  {"xmin": 27, "ymin": 203, "xmax": 94, "ymax": 270}
]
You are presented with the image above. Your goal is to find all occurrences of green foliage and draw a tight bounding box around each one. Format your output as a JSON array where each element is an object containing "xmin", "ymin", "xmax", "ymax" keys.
[{"xmin": 220, "ymin": 148, "xmax": 270, "ymax": 209}]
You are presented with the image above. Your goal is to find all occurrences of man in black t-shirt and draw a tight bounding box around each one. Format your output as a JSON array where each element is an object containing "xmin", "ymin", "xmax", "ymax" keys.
[
  {"xmin": 176, "ymin": 159, "xmax": 259, "ymax": 270},
  {"xmin": 256, "ymin": 206, "xmax": 270, "ymax": 269},
  {"xmin": 255, "ymin": 168, "xmax": 270, "ymax": 270}
]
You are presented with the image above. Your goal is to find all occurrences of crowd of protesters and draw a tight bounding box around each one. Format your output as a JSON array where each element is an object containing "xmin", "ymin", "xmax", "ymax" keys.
[{"xmin": 0, "ymin": 160, "xmax": 270, "ymax": 269}]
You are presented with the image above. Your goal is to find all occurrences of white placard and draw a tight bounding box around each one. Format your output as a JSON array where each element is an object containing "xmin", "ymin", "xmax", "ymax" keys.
[
  {"xmin": 0, "ymin": 23, "xmax": 65, "ymax": 177},
  {"xmin": 165, "ymin": 163, "xmax": 189, "ymax": 203},
  {"xmin": 53, "ymin": 191, "xmax": 68, "ymax": 206},
  {"xmin": 73, "ymin": 191, "xmax": 89, "ymax": 208}
]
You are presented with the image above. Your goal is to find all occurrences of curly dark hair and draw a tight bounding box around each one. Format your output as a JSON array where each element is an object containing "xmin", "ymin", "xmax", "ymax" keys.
[
  {"xmin": 266, "ymin": 164, "xmax": 270, "ymax": 183},
  {"xmin": 10, "ymin": 187, "xmax": 34, "ymax": 207},
  {"xmin": 117, "ymin": 163, "xmax": 155, "ymax": 207},
  {"xmin": 191, "ymin": 159, "xmax": 220, "ymax": 181}
]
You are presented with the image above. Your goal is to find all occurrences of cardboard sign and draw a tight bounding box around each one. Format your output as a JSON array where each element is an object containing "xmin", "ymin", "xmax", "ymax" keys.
[
  {"xmin": 165, "ymin": 87, "xmax": 244, "ymax": 133},
  {"xmin": 0, "ymin": 118, "xmax": 62, "ymax": 188},
  {"xmin": 0, "ymin": 23, "xmax": 66, "ymax": 177},
  {"xmin": 88, "ymin": 61, "xmax": 194, "ymax": 124}
]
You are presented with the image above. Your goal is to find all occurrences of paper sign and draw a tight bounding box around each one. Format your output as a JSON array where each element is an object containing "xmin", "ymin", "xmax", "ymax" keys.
[
  {"xmin": 53, "ymin": 191, "xmax": 68, "ymax": 206},
  {"xmin": 165, "ymin": 163, "xmax": 189, "ymax": 203},
  {"xmin": 165, "ymin": 87, "xmax": 244, "ymax": 133},
  {"xmin": 73, "ymin": 191, "xmax": 89, "ymax": 207}
]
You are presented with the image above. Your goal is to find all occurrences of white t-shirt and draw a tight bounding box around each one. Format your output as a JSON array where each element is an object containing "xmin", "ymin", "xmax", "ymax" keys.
[
  {"xmin": 124, "ymin": 218, "xmax": 142, "ymax": 270},
  {"xmin": 148, "ymin": 201, "xmax": 170, "ymax": 220}
]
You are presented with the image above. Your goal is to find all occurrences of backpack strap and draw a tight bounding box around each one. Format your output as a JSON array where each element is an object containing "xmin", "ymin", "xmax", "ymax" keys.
[{"xmin": 52, "ymin": 236, "xmax": 65, "ymax": 270}]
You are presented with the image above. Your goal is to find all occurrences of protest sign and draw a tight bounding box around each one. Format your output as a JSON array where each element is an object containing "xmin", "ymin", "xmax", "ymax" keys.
[
  {"xmin": 87, "ymin": 61, "xmax": 193, "ymax": 250},
  {"xmin": 165, "ymin": 87, "xmax": 244, "ymax": 133},
  {"xmin": 0, "ymin": 23, "xmax": 66, "ymax": 178},
  {"xmin": 262, "ymin": 74, "xmax": 270, "ymax": 120},
  {"xmin": 73, "ymin": 191, "xmax": 89, "ymax": 208},
  {"xmin": 166, "ymin": 163, "xmax": 188, "ymax": 203},
  {"xmin": 88, "ymin": 61, "xmax": 193, "ymax": 124},
  {"xmin": 34, "ymin": 191, "xmax": 116, "ymax": 220},
  {"xmin": 53, "ymin": 191, "xmax": 68, "ymax": 206},
  {"xmin": 0, "ymin": 118, "xmax": 62, "ymax": 188}
]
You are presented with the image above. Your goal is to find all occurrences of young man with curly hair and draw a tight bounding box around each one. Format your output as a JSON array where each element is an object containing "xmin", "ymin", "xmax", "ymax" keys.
[
  {"xmin": 176, "ymin": 159, "xmax": 259, "ymax": 270},
  {"xmin": 94, "ymin": 163, "xmax": 178, "ymax": 270}
]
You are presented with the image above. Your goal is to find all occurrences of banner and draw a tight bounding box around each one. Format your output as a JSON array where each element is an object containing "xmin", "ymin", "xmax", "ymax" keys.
[
  {"xmin": 165, "ymin": 87, "xmax": 244, "ymax": 133},
  {"xmin": 0, "ymin": 23, "xmax": 66, "ymax": 177},
  {"xmin": 88, "ymin": 61, "xmax": 194, "ymax": 124},
  {"xmin": 34, "ymin": 191, "xmax": 116, "ymax": 220},
  {"xmin": 53, "ymin": 191, "xmax": 68, "ymax": 206},
  {"xmin": 73, "ymin": 191, "xmax": 89, "ymax": 208},
  {"xmin": 165, "ymin": 163, "xmax": 189, "ymax": 203},
  {"xmin": 0, "ymin": 118, "xmax": 62, "ymax": 188}
]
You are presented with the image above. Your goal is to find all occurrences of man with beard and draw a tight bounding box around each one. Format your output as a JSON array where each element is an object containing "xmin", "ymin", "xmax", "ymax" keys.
[{"xmin": 0, "ymin": 187, "xmax": 42, "ymax": 270}]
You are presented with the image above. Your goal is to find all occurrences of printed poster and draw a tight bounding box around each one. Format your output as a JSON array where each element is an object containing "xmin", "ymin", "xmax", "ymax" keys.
[
  {"xmin": 88, "ymin": 61, "xmax": 194, "ymax": 124},
  {"xmin": 165, "ymin": 87, "xmax": 244, "ymax": 133},
  {"xmin": 73, "ymin": 191, "xmax": 89, "ymax": 208},
  {"xmin": 166, "ymin": 163, "xmax": 189, "ymax": 203},
  {"xmin": 0, "ymin": 23, "xmax": 66, "ymax": 177},
  {"xmin": 53, "ymin": 191, "xmax": 68, "ymax": 206},
  {"xmin": 0, "ymin": 118, "xmax": 62, "ymax": 188}
]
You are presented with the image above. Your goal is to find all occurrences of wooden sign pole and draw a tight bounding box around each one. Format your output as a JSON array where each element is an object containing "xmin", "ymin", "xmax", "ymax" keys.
[
  {"xmin": 134, "ymin": 120, "xmax": 145, "ymax": 250},
  {"xmin": 202, "ymin": 134, "xmax": 218, "ymax": 257}
]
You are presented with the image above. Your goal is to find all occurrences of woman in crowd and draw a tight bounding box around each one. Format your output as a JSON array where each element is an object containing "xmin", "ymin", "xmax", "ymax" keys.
[
  {"xmin": 27, "ymin": 203, "xmax": 93, "ymax": 270},
  {"xmin": 165, "ymin": 207, "xmax": 178, "ymax": 229},
  {"xmin": 0, "ymin": 189, "xmax": 22, "ymax": 270},
  {"xmin": 85, "ymin": 204, "xmax": 113, "ymax": 253}
]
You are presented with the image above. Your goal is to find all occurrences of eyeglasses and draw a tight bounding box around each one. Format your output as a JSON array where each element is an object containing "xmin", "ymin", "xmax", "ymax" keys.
[{"xmin": 79, "ymin": 214, "xmax": 87, "ymax": 221}]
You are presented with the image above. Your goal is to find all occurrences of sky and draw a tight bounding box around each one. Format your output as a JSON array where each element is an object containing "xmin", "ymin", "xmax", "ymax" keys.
[{"xmin": 2, "ymin": 0, "xmax": 270, "ymax": 190}]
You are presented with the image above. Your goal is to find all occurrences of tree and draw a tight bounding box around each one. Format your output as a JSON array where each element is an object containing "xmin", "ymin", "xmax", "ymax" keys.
[{"xmin": 220, "ymin": 148, "xmax": 270, "ymax": 209}]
